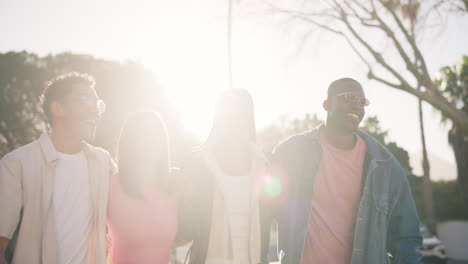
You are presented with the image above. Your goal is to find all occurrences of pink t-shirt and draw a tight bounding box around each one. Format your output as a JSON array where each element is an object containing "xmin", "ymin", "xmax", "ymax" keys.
[
  {"xmin": 301, "ymin": 133, "xmax": 367, "ymax": 264},
  {"xmin": 107, "ymin": 174, "xmax": 178, "ymax": 264}
]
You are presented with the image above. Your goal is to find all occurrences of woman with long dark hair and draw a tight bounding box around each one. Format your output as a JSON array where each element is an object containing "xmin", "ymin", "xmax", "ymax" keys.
[
  {"xmin": 107, "ymin": 112, "xmax": 178, "ymax": 264},
  {"xmin": 179, "ymin": 89, "xmax": 268, "ymax": 264}
]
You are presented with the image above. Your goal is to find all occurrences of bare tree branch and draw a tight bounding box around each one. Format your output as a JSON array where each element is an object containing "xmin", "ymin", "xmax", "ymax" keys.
[
  {"xmin": 367, "ymin": 71, "xmax": 403, "ymax": 90},
  {"xmin": 349, "ymin": 0, "xmax": 373, "ymax": 14},
  {"xmin": 343, "ymin": 1, "xmax": 381, "ymax": 28},
  {"xmin": 378, "ymin": 0, "xmax": 433, "ymax": 89},
  {"xmin": 368, "ymin": 71, "xmax": 468, "ymax": 132},
  {"xmin": 368, "ymin": 1, "xmax": 423, "ymax": 80},
  {"xmin": 339, "ymin": 12, "xmax": 415, "ymax": 91},
  {"xmin": 267, "ymin": 0, "xmax": 468, "ymax": 133},
  {"xmin": 266, "ymin": 2, "xmax": 341, "ymax": 20}
]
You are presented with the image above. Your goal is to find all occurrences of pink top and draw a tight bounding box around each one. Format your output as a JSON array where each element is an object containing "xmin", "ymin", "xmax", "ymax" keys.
[
  {"xmin": 107, "ymin": 174, "xmax": 178, "ymax": 264},
  {"xmin": 301, "ymin": 133, "xmax": 367, "ymax": 264}
]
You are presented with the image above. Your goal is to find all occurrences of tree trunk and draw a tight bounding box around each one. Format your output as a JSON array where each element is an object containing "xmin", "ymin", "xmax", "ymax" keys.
[
  {"xmin": 418, "ymin": 98, "xmax": 436, "ymax": 233},
  {"xmin": 449, "ymin": 125, "xmax": 468, "ymax": 210}
]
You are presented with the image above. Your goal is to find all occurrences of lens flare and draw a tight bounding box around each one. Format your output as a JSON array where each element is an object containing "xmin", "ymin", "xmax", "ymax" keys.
[{"xmin": 262, "ymin": 174, "xmax": 282, "ymax": 198}]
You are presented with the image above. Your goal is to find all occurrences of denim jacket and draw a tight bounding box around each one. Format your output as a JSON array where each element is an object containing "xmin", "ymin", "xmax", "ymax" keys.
[{"xmin": 261, "ymin": 126, "xmax": 422, "ymax": 264}]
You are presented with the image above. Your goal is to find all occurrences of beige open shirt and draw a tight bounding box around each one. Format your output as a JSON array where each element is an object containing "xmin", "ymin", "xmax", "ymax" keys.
[{"xmin": 0, "ymin": 132, "xmax": 116, "ymax": 264}]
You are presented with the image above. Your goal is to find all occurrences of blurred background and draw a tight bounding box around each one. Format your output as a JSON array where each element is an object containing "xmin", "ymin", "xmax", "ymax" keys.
[{"xmin": 1, "ymin": 0, "xmax": 467, "ymax": 263}]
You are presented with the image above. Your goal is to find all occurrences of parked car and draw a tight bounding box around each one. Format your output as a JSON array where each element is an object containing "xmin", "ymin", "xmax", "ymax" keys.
[{"xmin": 420, "ymin": 225, "xmax": 447, "ymax": 264}]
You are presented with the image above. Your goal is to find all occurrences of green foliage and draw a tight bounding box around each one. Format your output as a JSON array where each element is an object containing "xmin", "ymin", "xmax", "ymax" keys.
[
  {"xmin": 435, "ymin": 55, "xmax": 468, "ymax": 122},
  {"xmin": 257, "ymin": 113, "xmax": 322, "ymax": 155},
  {"xmin": 360, "ymin": 116, "xmax": 388, "ymax": 143},
  {"xmin": 410, "ymin": 177, "xmax": 468, "ymax": 221},
  {"xmin": 360, "ymin": 116, "xmax": 413, "ymax": 176},
  {"xmin": 432, "ymin": 180, "xmax": 468, "ymax": 221},
  {"xmin": 435, "ymin": 56, "xmax": 468, "ymax": 210},
  {"xmin": 407, "ymin": 175, "xmax": 425, "ymax": 221},
  {"xmin": 0, "ymin": 52, "xmax": 49, "ymax": 155},
  {"xmin": 0, "ymin": 51, "xmax": 197, "ymax": 164}
]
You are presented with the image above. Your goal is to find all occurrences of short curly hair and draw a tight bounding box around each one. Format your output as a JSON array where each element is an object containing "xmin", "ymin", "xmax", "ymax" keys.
[{"xmin": 40, "ymin": 72, "xmax": 96, "ymax": 122}]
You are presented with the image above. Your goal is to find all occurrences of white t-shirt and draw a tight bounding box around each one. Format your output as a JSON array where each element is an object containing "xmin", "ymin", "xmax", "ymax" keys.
[{"xmin": 53, "ymin": 151, "xmax": 92, "ymax": 264}]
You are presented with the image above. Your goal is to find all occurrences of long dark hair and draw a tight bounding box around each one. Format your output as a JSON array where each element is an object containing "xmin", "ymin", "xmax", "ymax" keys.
[
  {"xmin": 206, "ymin": 88, "xmax": 256, "ymax": 145},
  {"xmin": 116, "ymin": 111, "xmax": 172, "ymax": 198}
]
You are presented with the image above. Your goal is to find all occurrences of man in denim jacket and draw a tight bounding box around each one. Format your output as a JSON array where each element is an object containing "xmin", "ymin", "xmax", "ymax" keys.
[{"xmin": 261, "ymin": 78, "xmax": 422, "ymax": 264}]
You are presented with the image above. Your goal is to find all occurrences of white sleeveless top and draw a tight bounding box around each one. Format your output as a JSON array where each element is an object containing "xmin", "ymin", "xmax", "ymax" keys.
[
  {"xmin": 219, "ymin": 174, "xmax": 250, "ymax": 263},
  {"xmin": 203, "ymin": 151, "xmax": 253, "ymax": 264}
]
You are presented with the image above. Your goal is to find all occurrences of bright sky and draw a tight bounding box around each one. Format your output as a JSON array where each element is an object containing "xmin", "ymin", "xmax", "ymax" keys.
[{"xmin": 1, "ymin": 0, "xmax": 467, "ymax": 178}]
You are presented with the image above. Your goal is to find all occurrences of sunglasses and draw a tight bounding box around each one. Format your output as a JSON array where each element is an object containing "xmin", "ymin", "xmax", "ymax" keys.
[
  {"xmin": 77, "ymin": 95, "xmax": 106, "ymax": 114},
  {"xmin": 335, "ymin": 92, "xmax": 370, "ymax": 107}
]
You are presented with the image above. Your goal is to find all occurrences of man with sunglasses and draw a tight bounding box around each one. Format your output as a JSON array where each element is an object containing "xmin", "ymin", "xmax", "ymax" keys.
[
  {"xmin": 262, "ymin": 78, "xmax": 422, "ymax": 264},
  {"xmin": 0, "ymin": 72, "xmax": 115, "ymax": 264}
]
